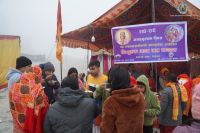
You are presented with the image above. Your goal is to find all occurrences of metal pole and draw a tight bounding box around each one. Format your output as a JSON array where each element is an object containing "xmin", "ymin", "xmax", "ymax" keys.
[
  {"xmin": 152, "ymin": 0, "xmax": 155, "ymax": 23},
  {"xmin": 87, "ymin": 42, "xmax": 89, "ymax": 67},
  {"xmin": 102, "ymin": 50, "xmax": 104, "ymax": 74},
  {"xmin": 60, "ymin": 62, "xmax": 63, "ymax": 82},
  {"xmin": 152, "ymin": 0, "xmax": 158, "ymax": 92}
]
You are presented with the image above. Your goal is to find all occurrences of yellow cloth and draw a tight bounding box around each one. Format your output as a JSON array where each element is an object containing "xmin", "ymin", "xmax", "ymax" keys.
[
  {"xmin": 56, "ymin": 0, "xmax": 63, "ymax": 63},
  {"xmin": 0, "ymin": 38, "xmax": 20, "ymax": 87},
  {"xmin": 86, "ymin": 74, "xmax": 108, "ymax": 90},
  {"xmin": 166, "ymin": 82, "xmax": 188, "ymax": 120},
  {"xmin": 183, "ymin": 95, "xmax": 192, "ymax": 116}
]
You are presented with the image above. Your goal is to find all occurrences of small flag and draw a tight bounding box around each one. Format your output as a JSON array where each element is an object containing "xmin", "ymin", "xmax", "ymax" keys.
[{"xmin": 56, "ymin": 0, "xmax": 63, "ymax": 63}]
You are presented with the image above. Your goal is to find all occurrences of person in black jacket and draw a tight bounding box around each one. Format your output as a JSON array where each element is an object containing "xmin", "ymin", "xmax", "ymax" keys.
[
  {"xmin": 42, "ymin": 62, "xmax": 60, "ymax": 104},
  {"xmin": 44, "ymin": 76, "xmax": 98, "ymax": 133}
]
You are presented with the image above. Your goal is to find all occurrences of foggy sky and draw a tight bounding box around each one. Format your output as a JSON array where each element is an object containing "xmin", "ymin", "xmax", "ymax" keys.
[
  {"xmin": 0, "ymin": 0, "xmax": 120, "ymax": 77},
  {"xmin": 0, "ymin": 0, "xmax": 199, "ymax": 78},
  {"xmin": 0, "ymin": 0, "xmax": 199, "ymax": 55}
]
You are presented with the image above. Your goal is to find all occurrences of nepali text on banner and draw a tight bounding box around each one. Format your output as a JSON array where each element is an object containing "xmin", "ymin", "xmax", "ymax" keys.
[{"xmin": 111, "ymin": 21, "xmax": 188, "ymax": 64}]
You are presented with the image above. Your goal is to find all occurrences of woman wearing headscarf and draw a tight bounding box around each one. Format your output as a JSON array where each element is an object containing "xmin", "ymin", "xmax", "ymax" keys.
[
  {"xmin": 9, "ymin": 65, "xmax": 49, "ymax": 133},
  {"xmin": 137, "ymin": 75, "xmax": 160, "ymax": 133}
]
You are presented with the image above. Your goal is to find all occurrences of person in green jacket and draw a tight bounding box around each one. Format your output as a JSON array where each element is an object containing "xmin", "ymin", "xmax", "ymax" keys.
[{"xmin": 137, "ymin": 75, "xmax": 161, "ymax": 133}]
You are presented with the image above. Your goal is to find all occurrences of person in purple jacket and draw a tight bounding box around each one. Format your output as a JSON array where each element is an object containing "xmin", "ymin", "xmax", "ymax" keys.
[{"xmin": 172, "ymin": 83, "xmax": 200, "ymax": 133}]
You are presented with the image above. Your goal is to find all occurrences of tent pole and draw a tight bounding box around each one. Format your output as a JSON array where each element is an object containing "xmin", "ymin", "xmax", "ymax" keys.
[
  {"xmin": 60, "ymin": 62, "xmax": 63, "ymax": 82},
  {"xmin": 102, "ymin": 50, "xmax": 104, "ymax": 74},
  {"xmin": 152, "ymin": 0, "xmax": 158, "ymax": 92},
  {"xmin": 87, "ymin": 41, "xmax": 89, "ymax": 67},
  {"xmin": 152, "ymin": 0, "xmax": 155, "ymax": 22}
]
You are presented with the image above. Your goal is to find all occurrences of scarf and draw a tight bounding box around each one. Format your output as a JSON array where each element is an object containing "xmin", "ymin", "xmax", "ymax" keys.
[
  {"xmin": 183, "ymin": 80, "xmax": 193, "ymax": 116},
  {"xmin": 9, "ymin": 66, "xmax": 49, "ymax": 133},
  {"xmin": 166, "ymin": 82, "xmax": 188, "ymax": 120}
]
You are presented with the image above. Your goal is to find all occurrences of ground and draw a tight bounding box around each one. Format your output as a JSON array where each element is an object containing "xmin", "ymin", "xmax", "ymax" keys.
[{"xmin": 0, "ymin": 88, "xmax": 13, "ymax": 133}]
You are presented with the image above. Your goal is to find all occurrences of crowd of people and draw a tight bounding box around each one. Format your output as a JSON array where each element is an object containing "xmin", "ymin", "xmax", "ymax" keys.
[{"xmin": 6, "ymin": 56, "xmax": 200, "ymax": 133}]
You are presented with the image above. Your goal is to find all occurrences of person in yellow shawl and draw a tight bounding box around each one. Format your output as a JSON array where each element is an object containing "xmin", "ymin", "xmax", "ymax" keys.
[
  {"xmin": 9, "ymin": 65, "xmax": 49, "ymax": 133},
  {"xmin": 158, "ymin": 73, "xmax": 188, "ymax": 133}
]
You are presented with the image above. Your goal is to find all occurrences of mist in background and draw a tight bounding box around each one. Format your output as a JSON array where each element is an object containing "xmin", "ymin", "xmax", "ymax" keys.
[
  {"xmin": 0, "ymin": 0, "xmax": 120, "ymax": 80},
  {"xmin": 0, "ymin": 0, "xmax": 199, "ymax": 81}
]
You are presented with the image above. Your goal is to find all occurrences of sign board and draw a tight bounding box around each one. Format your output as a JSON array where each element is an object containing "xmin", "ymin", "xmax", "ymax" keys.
[{"xmin": 111, "ymin": 22, "xmax": 188, "ymax": 64}]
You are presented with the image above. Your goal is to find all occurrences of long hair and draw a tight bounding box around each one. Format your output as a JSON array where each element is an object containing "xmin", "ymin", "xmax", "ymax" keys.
[
  {"xmin": 109, "ymin": 66, "xmax": 130, "ymax": 92},
  {"xmin": 67, "ymin": 67, "xmax": 78, "ymax": 77}
]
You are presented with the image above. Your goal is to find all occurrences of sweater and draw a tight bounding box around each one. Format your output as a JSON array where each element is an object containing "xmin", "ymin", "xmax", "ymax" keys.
[
  {"xmin": 6, "ymin": 67, "xmax": 22, "ymax": 90},
  {"xmin": 137, "ymin": 75, "xmax": 161, "ymax": 126},
  {"xmin": 158, "ymin": 84, "xmax": 186, "ymax": 126},
  {"xmin": 100, "ymin": 87, "xmax": 145, "ymax": 133},
  {"xmin": 172, "ymin": 122, "xmax": 200, "ymax": 133}
]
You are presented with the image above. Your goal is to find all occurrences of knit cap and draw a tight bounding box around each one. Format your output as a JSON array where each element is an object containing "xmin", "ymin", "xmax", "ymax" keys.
[
  {"xmin": 43, "ymin": 62, "xmax": 55, "ymax": 72},
  {"xmin": 16, "ymin": 56, "xmax": 32, "ymax": 69}
]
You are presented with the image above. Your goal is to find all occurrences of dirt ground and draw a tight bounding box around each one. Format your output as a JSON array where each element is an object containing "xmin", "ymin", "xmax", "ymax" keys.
[{"xmin": 0, "ymin": 88, "xmax": 13, "ymax": 133}]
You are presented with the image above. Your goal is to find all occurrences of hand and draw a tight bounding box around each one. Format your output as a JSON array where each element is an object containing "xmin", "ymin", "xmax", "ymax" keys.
[
  {"xmin": 85, "ymin": 90, "xmax": 93, "ymax": 97},
  {"xmin": 41, "ymin": 79, "xmax": 45, "ymax": 84},
  {"xmin": 98, "ymin": 83, "xmax": 107, "ymax": 90},
  {"xmin": 47, "ymin": 80, "xmax": 56, "ymax": 86},
  {"xmin": 46, "ymin": 75, "xmax": 53, "ymax": 81}
]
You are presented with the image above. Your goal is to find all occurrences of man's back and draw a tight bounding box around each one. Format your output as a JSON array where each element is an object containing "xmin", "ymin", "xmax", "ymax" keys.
[
  {"xmin": 159, "ymin": 84, "xmax": 185, "ymax": 126},
  {"xmin": 44, "ymin": 88, "xmax": 97, "ymax": 133}
]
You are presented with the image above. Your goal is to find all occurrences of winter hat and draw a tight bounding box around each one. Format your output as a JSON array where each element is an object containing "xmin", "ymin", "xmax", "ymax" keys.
[
  {"xmin": 39, "ymin": 63, "xmax": 45, "ymax": 70},
  {"xmin": 43, "ymin": 62, "xmax": 55, "ymax": 72},
  {"xmin": 16, "ymin": 56, "xmax": 32, "ymax": 69},
  {"xmin": 177, "ymin": 74, "xmax": 189, "ymax": 79},
  {"xmin": 192, "ymin": 83, "xmax": 200, "ymax": 120},
  {"xmin": 177, "ymin": 74, "xmax": 189, "ymax": 85}
]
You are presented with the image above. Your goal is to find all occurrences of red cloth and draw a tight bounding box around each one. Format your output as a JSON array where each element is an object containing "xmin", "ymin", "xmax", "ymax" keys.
[
  {"xmin": 177, "ymin": 74, "xmax": 189, "ymax": 79},
  {"xmin": 153, "ymin": 117, "xmax": 159, "ymax": 128},
  {"xmin": 103, "ymin": 54, "xmax": 108, "ymax": 73},
  {"xmin": 35, "ymin": 107, "xmax": 48, "ymax": 133},
  {"xmin": 111, "ymin": 56, "xmax": 114, "ymax": 66},
  {"xmin": 24, "ymin": 107, "xmax": 35, "ymax": 133},
  {"xmin": 24, "ymin": 106, "xmax": 48, "ymax": 133},
  {"xmin": 177, "ymin": 74, "xmax": 193, "ymax": 116},
  {"xmin": 130, "ymin": 76, "xmax": 137, "ymax": 86},
  {"xmin": 159, "ymin": 125, "xmax": 175, "ymax": 133},
  {"xmin": 148, "ymin": 78, "xmax": 156, "ymax": 92}
]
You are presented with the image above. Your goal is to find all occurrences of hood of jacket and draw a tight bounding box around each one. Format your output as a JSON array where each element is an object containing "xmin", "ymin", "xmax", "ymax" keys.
[
  {"xmin": 6, "ymin": 67, "xmax": 22, "ymax": 80},
  {"xmin": 57, "ymin": 87, "xmax": 89, "ymax": 107},
  {"xmin": 111, "ymin": 87, "xmax": 143, "ymax": 107},
  {"xmin": 137, "ymin": 75, "xmax": 151, "ymax": 96}
]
